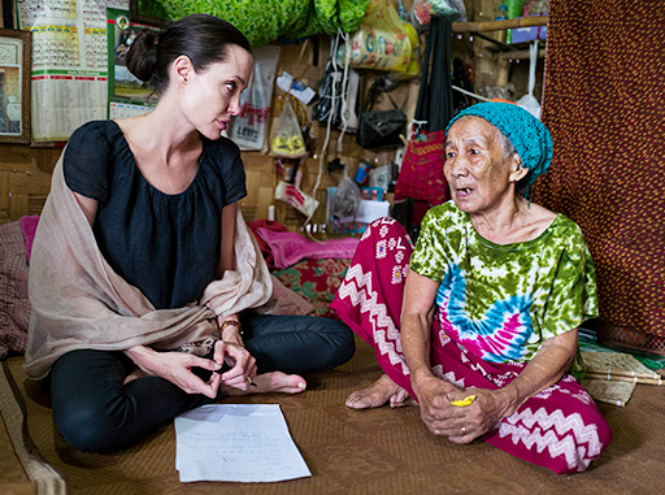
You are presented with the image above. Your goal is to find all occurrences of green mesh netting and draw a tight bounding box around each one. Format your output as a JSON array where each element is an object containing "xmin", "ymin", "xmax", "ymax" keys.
[{"xmin": 150, "ymin": 0, "xmax": 369, "ymax": 47}]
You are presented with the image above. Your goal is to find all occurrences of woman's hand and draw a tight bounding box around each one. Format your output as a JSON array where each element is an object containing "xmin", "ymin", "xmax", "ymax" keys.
[
  {"xmin": 124, "ymin": 345, "xmax": 225, "ymax": 399},
  {"xmin": 412, "ymin": 370, "xmax": 513, "ymax": 443},
  {"xmin": 430, "ymin": 329, "xmax": 580, "ymax": 442},
  {"xmin": 212, "ymin": 340, "xmax": 257, "ymax": 392},
  {"xmin": 412, "ymin": 373, "xmax": 464, "ymax": 435},
  {"xmin": 438, "ymin": 387, "xmax": 511, "ymax": 443}
]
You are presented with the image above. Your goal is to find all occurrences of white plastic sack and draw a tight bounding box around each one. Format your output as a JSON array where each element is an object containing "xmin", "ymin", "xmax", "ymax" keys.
[
  {"xmin": 270, "ymin": 98, "xmax": 308, "ymax": 159},
  {"xmin": 228, "ymin": 45, "xmax": 281, "ymax": 152},
  {"xmin": 516, "ymin": 43, "xmax": 542, "ymax": 120}
]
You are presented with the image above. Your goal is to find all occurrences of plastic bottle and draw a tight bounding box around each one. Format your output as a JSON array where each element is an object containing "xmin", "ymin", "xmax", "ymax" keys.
[
  {"xmin": 505, "ymin": 0, "xmax": 523, "ymax": 19},
  {"xmin": 504, "ymin": 0, "xmax": 523, "ymax": 43},
  {"xmin": 494, "ymin": 4, "xmax": 508, "ymax": 44}
]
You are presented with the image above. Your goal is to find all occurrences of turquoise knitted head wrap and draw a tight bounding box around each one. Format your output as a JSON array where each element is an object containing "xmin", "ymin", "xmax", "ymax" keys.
[{"xmin": 446, "ymin": 102, "xmax": 553, "ymax": 189}]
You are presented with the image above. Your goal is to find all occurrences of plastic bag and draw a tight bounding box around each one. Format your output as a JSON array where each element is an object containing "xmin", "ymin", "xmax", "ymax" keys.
[
  {"xmin": 270, "ymin": 98, "xmax": 307, "ymax": 159},
  {"xmin": 516, "ymin": 42, "xmax": 542, "ymax": 120},
  {"xmin": 330, "ymin": 176, "xmax": 362, "ymax": 221},
  {"xmin": 274, "ymin": 181, "xmax": 319, "ymax": 218},
  {"xmin": 347, "ymin": 0, "xmax": 413, "ymax": 72},
  {"xmin": 228, "ymin": 45, "xmax": 280, "ymax": 153},
  {"xmin": 413, "ymin": 0, "xmax": 467, "ymax": 26},
  {"xmin": 312, "ymin": 58, "xmax": 360, "ymax": 132}
]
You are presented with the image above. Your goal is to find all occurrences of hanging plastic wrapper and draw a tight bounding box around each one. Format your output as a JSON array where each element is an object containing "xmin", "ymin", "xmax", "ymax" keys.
[
  {"xmin": 516, "ymin": 42, "xmax": 542, "ymax": 120},
  {"xmin": 330, "ymin": 176, "xmax": 362, "ymax": 225},
  {"xmin": 228, "ymin": 45, "xmax": 280, "ymax": 152},
  {"xmin": 413, "ymin": 0, "xmax": 467, "ymax": 26},
  {"xmin": 270, "ymin": 97, "xmax": 308, "ymax": 159},
  {"xmin": 345, "ymin": 0, "xmax": 413, "ymax": 72},
  {"xmin": 312, "ymin": 57, "xmax": 361, "ymax": 131},
  {"xmin": 274, "ymin": 180, "xmax": 320, "ymax": 218}
]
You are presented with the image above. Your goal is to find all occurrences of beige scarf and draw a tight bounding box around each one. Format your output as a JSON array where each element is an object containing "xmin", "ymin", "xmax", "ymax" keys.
[{"xmin": 24, "ymin": 152, "xmax": 272, "ymax": 380}]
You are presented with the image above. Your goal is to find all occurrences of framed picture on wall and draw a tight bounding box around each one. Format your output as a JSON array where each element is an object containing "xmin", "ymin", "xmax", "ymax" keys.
[{"xmin": 0, "ymin": 28, "xmax": 30, "ymax": 143}]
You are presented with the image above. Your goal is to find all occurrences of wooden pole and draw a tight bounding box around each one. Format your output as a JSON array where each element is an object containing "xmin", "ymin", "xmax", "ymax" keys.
[
  {"xmin": 452, "ymin": 16, "xmax": 548, "ymax": 33},
  {"xmin": 499, "ymin": 49, "xmax": 547, "ymax": 61}
]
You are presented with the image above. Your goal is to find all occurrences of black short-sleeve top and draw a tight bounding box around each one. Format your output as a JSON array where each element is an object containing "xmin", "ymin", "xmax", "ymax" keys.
[{"xmin": 63, "ymin": 120, "xmax": 246, "ymax": 310}]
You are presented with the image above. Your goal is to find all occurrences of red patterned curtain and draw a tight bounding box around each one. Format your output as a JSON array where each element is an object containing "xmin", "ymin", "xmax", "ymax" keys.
[{"xmin": 531, "ymin": 0, "xmax": 665, "ymax": 350}]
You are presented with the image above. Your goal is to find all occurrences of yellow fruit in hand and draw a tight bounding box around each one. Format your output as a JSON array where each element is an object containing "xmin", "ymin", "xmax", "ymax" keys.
[{"xmin": 450, "ymin": 395, "xmax": 477, "ymax": 407}]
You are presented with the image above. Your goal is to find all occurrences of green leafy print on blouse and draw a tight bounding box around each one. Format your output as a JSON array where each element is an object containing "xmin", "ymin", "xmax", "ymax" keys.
[{"xmin": 410, "ymin": 202, "xmax": 598, "ymax": 364}]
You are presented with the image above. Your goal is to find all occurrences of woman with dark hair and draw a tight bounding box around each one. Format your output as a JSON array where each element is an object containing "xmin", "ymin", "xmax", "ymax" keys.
[
  {"xmin": 24, "ymin": 14, "xmax": 354, "ymax": 453},
  {"xmin": 331, "ymin": 102, "xmax": 611, "ymax": 474}
]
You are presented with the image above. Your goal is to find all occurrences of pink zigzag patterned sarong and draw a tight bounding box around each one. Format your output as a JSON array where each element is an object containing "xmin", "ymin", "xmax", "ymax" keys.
[{"xmin": 331, "ymin": 218, "xmax": 611, "ymax": 474}]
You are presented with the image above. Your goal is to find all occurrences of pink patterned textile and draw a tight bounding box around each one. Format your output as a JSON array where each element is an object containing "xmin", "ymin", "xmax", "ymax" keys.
[
  {"xmin": 0, "ymin": 221, "xmax": 31, "ymax": 358},
  {"xmin": 255, "ymin": 228, "xmax": 359, "ymax": 270},
  {"xmin": 331, "ymin": 218, "xmax": 611, "ymax": 474}
]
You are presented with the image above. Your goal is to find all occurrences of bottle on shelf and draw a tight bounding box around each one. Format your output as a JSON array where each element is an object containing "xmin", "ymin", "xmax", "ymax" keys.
[
  {"xmin": 494, "ymin": 4, "xmax": 508, "ymax": 44},
  {"xmin": 504, "ymin": 0, "xmax": 523, "ymax": 43}
]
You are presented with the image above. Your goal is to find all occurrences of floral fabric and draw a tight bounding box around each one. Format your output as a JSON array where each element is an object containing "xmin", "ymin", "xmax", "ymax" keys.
[
  {"xmin": 410, "ymin": 201, "xmax": 598, "ymax": 364},
  {"xmin": 272, "ymin": 258, "xmax": 349, "ymax": 319}
]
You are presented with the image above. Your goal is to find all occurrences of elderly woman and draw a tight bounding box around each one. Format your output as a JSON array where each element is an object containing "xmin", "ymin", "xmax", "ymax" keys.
[{"xmin": 331, "ymin": 102, "xmax": 611, "ymax": 474}]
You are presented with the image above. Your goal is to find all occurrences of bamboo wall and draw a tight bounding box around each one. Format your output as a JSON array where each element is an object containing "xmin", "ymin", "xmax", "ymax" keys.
[{"xmin": 0, "ymin": 144, "xmax": 59, "ymax": 223}]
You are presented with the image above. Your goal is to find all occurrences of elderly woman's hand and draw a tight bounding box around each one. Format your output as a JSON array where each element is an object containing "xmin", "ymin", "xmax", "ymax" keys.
[
  {"xmin": 427, "ymin": 387, "xmax": 512, "ymax": 443},
  {"xmin": 412, "ymin": 372, "xmax": 463, "ymax": 434}
]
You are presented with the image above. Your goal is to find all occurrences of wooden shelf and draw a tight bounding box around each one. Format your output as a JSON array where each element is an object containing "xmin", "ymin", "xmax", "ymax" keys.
[{"xmin": 452, "ymin": 16, "xmax": 548, "ymax": 33}]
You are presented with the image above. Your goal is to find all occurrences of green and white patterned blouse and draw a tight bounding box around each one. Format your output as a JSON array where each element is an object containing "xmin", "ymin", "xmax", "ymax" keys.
[{"xmin": 410, "ymin": 201, "xmax": 598, "ymax": 364}]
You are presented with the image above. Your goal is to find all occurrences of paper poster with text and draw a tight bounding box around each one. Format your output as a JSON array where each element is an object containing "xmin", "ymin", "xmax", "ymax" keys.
[{"xmin": 18, "ymin": 0, "xmax": 109, "ymax": 142}]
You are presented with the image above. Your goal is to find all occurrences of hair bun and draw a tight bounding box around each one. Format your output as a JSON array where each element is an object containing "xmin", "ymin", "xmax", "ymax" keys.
[{"xmin": 125, "ymin": 30, "xmax": 158, "ymax": 83}]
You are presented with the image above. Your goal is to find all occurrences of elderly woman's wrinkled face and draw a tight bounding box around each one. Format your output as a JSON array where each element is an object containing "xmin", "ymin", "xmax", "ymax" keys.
[{"xmin": 444, "ymin": 116, "xmax": 522, "ymax": 216}]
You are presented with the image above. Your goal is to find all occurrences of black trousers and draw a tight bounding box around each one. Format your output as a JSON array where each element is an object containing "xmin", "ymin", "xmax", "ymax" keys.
[{"xmin": 51, "ymin": 314, "xmax": 354, "ymax": 453}]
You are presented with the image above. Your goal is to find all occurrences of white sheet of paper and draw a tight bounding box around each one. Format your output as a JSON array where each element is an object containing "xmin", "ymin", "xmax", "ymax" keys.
[
  {"xmin": 175, "ymin": 404, "xmax": 311, "ymax": 483},
  {"xmin": 355, "ymin": 200, "xmax": 391, "ymax": 224}
]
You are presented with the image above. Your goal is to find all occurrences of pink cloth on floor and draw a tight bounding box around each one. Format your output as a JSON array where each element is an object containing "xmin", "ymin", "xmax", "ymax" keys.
[
  {"xmin": 19, "ymin": 215, "xmax": 40, "ymax": 263},
  {"xmin": 256, "ymin": 227, "xmax": 360, "ymax": 269},
  {"xmin": 248, "ymin": 219, "xmax": 290, "ymax": 269},
  {"xmin": 330, "ymin": 217, "xmax": 611, "ymax": 475}
]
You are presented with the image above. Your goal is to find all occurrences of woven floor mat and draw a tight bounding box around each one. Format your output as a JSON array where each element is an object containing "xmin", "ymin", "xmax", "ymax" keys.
[{"xmin": 2, "ymin": 338, "xmax": 665, "ymax": 494}]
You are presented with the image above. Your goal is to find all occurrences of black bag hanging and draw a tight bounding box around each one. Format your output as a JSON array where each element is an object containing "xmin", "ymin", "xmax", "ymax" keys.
[
  {"xmin": 356, "ymin": 88, "xmax": 407, "ymax": 149},
  {"xmin": 414, "ymin": 14, "xmax": 454, "ymax": 133}
]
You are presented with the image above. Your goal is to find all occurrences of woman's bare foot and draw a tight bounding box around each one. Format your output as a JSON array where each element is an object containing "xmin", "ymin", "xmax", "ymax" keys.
[
  {"xmin": 346, "ymin": 374, "xmax": 415, "ymax": 409},
  {"xmin": 221, "ymin": 371, "xmax": 307, "ymax": 396}
]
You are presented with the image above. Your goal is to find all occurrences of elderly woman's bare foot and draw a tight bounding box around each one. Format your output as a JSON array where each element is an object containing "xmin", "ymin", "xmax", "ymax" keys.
[
  {"xmin": 346, "ymin": 374, "xmax": 415, "ymax": 409},
  {"xmin": 222, "ymin": 371, "xmax": 307, "ymax": 396}
]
